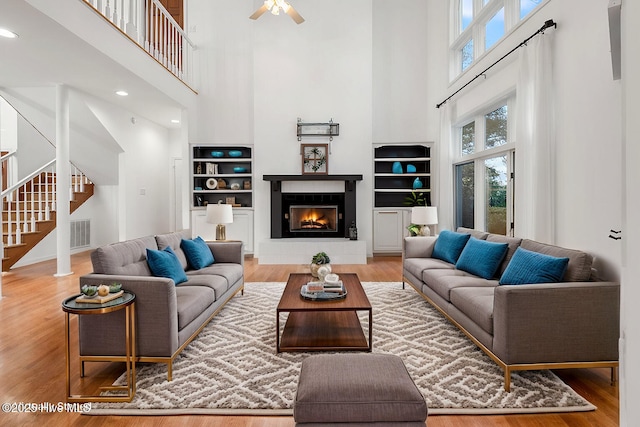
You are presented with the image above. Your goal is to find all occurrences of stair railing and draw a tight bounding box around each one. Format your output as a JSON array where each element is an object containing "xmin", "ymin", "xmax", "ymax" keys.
[
  {"xmin": 1, "ymin": 161, "xmax": 92, "ymax": 247},
  {"xmin": 1, "ymin": 151, "xmax": 18, "ymax": 192},
  {"xmin": 81, "ymin": 0, "xmax": 196, "ymax": 89}
]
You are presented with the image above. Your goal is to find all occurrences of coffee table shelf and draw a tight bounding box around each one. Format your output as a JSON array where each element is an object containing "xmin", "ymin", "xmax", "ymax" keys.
[{"xmin": 276, "ymin": 273, "xmax": 372, "ymax": 353}]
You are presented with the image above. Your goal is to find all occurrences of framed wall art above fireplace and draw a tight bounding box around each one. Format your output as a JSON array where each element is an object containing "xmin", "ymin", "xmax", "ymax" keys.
[{"xmin": 301, "ymin": 144, "xmax": 328, "ymax": 175}]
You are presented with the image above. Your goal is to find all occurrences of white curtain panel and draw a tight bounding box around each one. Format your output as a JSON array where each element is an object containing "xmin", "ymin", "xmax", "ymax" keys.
[
  {"xmin": 515, "ymin": 31, "xmax": 556, "ymax": 243},
  {"xmin": 437, "ymin": 102, "xmax": 455, "ymax": 232}
]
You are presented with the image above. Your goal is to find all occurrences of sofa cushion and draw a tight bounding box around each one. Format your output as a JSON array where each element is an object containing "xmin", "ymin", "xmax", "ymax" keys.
[
  {"xmin": 432, "ymin": 230, "xmax": 471, "ymax": 264},
  {"xmin": 456, "ymin": 227, "xmax": 489, "ymax": 240},
  {"xmin": 146, "ymin": 247, "xmax": 188, "ymax": 285},
  {"xmin": 182, "ymin": 273, "xmax": 229, "ymax": 300},
  {"xmin": 404, "ymin": 257, "xmax": 454, "ymax": 281},
  {"xmin": 422, "ymin": 269, "xmax": 497, "ymax": 302},
  {"xmin": 520, "ymin": 239, "xmax": 593, "ymax": 282},
  {"xmin": 181, "ymin": 236, "xmax": 214, "ymax": 270},
  {"xmin": 188, "ymin": 263, "xmax": 244, "ymax": 291},
  {"xmin": 91, "ymin": 235, "xmax": 158, "ymax": 275},
  {"xmin": 456, "ymin": 237, "xmax": 508, "ymax": 279},
  {"xmin": 155, "ymin": 231, "xmax": 190, "ymax": 270},
  {"xmin": 499, "ymin": 247, "xmax": 569, "ymax": 285},
  {"xmin": 486, "ymin": 234, "xmax": 523, "ymax": 277},
  {"xmin": 174, "ymin": 285, "xmax": 215, "ymax": 330},
  {"xmin": 450, "ymin": 287, "xmax": 495, "ymax": 335}
]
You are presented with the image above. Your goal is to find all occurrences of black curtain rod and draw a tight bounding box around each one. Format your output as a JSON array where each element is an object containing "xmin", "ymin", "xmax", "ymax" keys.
[{"xmin": 436, "ymin": 19, "xmax": 557, "ymax": 109}]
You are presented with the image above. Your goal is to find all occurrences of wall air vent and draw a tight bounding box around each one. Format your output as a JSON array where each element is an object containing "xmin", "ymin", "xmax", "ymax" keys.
[{"xmin": 70, "ymin": 219, "xmax": 90, "ymax": 249}]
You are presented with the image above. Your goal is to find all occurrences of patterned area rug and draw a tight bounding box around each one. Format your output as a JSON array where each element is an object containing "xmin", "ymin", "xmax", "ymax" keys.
[{"xmin": 90, "ymin": 282, "xmax": 595, "ymax": 415}]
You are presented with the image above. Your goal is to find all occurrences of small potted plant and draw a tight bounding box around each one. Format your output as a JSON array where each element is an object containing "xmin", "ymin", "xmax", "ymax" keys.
[
  {"xmin": 407, "ymin": 223, "xmax": 422, "ymax": 236},
  {"xmin": 310, "ymin": 252, "xmax": 331, "ymax": 278}
]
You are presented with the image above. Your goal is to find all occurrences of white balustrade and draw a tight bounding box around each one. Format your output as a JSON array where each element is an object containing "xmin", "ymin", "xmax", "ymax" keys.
[
  {"xmin": 1, "ymin": 161, "xmax": 92, "ymax": 249},
  {"xmin": 83, "ymin": 0, "xmax": 195, "ymax": 88}
]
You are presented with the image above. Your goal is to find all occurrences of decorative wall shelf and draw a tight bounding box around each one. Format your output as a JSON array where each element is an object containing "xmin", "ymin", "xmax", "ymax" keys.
[
  {"xmin": 297, "ymin": 118, "xmax": 340, "ymax": 141},
  {"xmin": 373, "ymin": 144, "xmax": 432, "ymax": 207},
  {"xmin": 191, "ymin": 145, "xmax": 253, "ymax": 208}
]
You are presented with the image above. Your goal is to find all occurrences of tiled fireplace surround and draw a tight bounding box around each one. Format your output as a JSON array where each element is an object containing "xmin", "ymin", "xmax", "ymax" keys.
[{"xmin": 260, "ymin": 175, "xmax": 367, "ymax": 264}]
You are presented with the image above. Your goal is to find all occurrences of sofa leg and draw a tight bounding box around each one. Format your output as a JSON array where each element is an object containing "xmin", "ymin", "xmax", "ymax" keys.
[
  {"xmin": 402, "ymin": 281, "xmax": 405, "ymax": 290},
  {"xmin": 504, "ymin": 368, "xmax": 511, "ymax": 392},
  {"xmin": 611, "ymin": 366, "xmax": 618, "ymax": 386},
  {"xmin": 167, "ymin": 362, "xmax": 173, "ymax": 381}
]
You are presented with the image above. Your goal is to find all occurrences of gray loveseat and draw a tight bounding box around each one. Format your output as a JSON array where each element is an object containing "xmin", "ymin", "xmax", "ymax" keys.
[
  {"xmin": 78, "ymin": 230, "xmax": 244, "ymax": 380},
  {"xmin": 402, "ymin": 227, "xmax": 619, "ymax": 391}
]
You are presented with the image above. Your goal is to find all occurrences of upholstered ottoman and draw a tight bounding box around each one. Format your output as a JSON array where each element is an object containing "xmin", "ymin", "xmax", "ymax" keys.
[{"xmin": 294, "ymin": 354, "xmax": 427, "ymax": 426}]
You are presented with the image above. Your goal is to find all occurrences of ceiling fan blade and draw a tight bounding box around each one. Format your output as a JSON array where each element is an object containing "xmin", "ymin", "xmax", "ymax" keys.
[
  {"xmin": 249, "ymin": 4, "xmax": 269, "ymax": 20},
  {"xmin": 285, "ymin": 5, "xmax": 305, "ymax": 24}
]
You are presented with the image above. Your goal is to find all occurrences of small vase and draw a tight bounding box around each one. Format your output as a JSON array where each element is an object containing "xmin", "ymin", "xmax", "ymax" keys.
[
  {"xmin": 392, "ymin": 161, "xmax": 403, "ymax": 174},
  {"xmin": 310, "ymin": 263, "xmax": 331, "ymax": 278},
  {"xmin": 412, "ymin": 177, "xmax": 423, "ymax": 189}
]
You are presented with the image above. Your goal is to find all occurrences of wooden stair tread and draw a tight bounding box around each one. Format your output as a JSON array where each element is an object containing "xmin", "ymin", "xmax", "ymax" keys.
[{"xmin": 3, "ymin": 178, "xmax": 93, "ymax": 271}]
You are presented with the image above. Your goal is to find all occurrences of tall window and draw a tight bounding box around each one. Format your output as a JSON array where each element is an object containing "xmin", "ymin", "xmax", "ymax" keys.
[
  {"xmin": 454, "ymin": 100, "xmax": 514, "ymax": 235},
  {"xmin": 452, "ymin": 0, "xmax": 544, "ymax": 77}
]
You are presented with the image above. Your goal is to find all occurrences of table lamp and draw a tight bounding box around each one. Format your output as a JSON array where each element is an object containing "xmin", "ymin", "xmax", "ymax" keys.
[
  {"xmin": 206, "ymin": 201, "xmax": 233, "ymax": 240},
  {"xmin": 411, "ymin": 206, "xmax": 438, "ymax": 236}
]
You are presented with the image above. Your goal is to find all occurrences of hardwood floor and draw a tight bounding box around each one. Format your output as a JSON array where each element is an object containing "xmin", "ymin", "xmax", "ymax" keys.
[{"xmin": 0, "ymin": 252, "xmax": 619, "ymax": 426}]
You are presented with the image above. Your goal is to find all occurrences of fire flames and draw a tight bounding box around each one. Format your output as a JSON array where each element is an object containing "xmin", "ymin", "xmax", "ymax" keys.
[{"xmin": 299, "ymin": 209, "xmax": 329, "ymax": 229}]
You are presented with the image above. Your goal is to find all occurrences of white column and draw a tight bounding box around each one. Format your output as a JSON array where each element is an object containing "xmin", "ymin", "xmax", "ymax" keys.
[
  {"xmin": 621, "ymin": 0, "xmax": 640, "ymax": 424},
  {"xmin": 55, "ymin": 84, "xmax": 72, "ymax": 277}
]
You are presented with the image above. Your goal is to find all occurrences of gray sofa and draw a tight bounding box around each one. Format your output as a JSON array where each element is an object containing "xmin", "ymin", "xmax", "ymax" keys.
[
  {"xmin": 78, "ymin": 230, "xmax": 244, "ymax": 380},
  {"xmin": 402, "ymin": 228, "xmax": 619, "ymax": 391}
]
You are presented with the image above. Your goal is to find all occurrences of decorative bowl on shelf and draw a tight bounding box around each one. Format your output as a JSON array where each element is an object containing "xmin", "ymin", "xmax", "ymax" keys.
[
  {"xmin": 228, "ymin": 150, "xmax": 242, "ymax": 157},
  {"xmin": 211, "ymin": 151, "xmax": 224, "ymax": 157},
  {"xmin": 233, "ymin": 167, "xmax": 247, "ymax": 173}
]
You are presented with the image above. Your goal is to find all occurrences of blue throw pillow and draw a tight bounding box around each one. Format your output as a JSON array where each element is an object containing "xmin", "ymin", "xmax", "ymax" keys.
[
  {"xmin": 147, "ymin": 246, "xmax": 188, "ymax": 285},
  {"xmin": 181, "ymin": 236, "xmax": 214, "ymax": 270},
  {"xmin": 456, "ymin": 237, "xmax": 509, "ymax": 279},
  {"xmin": 499, "ymin": 247, "xmax": 569, "ymax": 285},
  {"xmin": 431, "ymin": 230, "xmax": 471, "ymax": 264}
]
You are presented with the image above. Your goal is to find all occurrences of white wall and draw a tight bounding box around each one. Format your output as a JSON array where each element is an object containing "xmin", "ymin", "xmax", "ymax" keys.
[
  {"xmin": 188, "ymin": 0, "xmax": 431, "ymax": 257},
  {"xmin": 428, "ymin": 0, "xmax": 622, "ymax": 281},
  {"xmin": 86, "ymin": 98, "xmax": 173, "ymax": 240},
  {"xmin": 372, "ymin": 0, "xmax": 430, "ymax": 143},
  {"xmin": 13, "ymin": 94, "xmax": 174, "ymax": 267}
]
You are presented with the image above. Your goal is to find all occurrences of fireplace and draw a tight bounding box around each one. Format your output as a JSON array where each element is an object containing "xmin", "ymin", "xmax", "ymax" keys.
[
  {"xmin": 281, "ymin": 194, "xmax": 344, "ymax": 238},
  {"xmin": 289, "ymin": 205, "xmax": 338, "ymax": 232},
  {"xmin": 263, "ymin": 174, "xmax": 363, "ymax": 239}
]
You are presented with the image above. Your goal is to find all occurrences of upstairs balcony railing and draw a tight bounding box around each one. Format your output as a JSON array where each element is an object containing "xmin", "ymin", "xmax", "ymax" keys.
[{"xmin": 82, "ymin": 0, "xmax": 196, "ymax": 90}]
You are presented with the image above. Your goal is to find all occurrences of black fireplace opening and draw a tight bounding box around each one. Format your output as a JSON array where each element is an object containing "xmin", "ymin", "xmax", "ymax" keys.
[{"xmin": 281, "ymin": 193, "xmax": 345, "ymax": 238}]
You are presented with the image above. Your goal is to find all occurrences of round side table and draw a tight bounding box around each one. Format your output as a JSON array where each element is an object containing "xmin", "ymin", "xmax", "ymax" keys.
[{"xmin": 62, "ymin": 291, "xmax": 136, "ymax": 403}]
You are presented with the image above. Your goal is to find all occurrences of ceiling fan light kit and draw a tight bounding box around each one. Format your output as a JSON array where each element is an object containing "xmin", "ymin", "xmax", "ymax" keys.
[{"xmin": 250, "ymin": 0, "xmax": 305, "ymax": 24}]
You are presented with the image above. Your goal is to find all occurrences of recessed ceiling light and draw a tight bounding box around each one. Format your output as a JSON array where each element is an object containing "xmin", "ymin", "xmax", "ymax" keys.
[
  {"xmin": 115, "ymin": 90, "xmax": 128, "ymax": 96},
  {"xmin": 0, "ymin": 28, "xmax": 18, "ymax": 39},
  {"xmin": 171, "ymin": 119, "xmax": 180, "ymax": 124}
]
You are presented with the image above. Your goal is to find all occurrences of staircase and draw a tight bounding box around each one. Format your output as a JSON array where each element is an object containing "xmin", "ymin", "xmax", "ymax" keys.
[{"xmin": 2, "ymin": 165, "xmax": 94, "ymax": 272}]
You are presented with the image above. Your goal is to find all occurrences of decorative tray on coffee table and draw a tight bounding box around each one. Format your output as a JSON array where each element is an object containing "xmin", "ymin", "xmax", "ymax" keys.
[{"xmin": 300, "ymin": 281, "xmax": 347, "ymax": 301}]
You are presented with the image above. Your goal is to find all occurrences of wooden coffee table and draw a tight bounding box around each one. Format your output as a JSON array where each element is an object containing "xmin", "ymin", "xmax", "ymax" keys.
[{"xmin": 276, "ymin": 273, "xmax": 372, "ymax": 353}]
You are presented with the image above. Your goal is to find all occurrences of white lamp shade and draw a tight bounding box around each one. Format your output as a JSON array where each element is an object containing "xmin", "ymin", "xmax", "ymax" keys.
[
  {"xmin": 411, "ymin": 206, "xmax": 438, "ymax": 225},
  {"xmin": 206, "ymin": 203, "xmax": 233, "ymax": 224}
]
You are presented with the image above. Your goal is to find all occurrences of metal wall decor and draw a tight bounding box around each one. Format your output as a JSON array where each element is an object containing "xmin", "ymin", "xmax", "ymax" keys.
[{"xmin": 297, "ymin": 118, "xmax": 339, "ymax": 141}]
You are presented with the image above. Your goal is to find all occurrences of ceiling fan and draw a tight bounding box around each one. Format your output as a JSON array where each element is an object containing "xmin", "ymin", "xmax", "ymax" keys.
[{"xmin": 250, "ymin": 0, "xmax": 305, "ymax": 25}]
